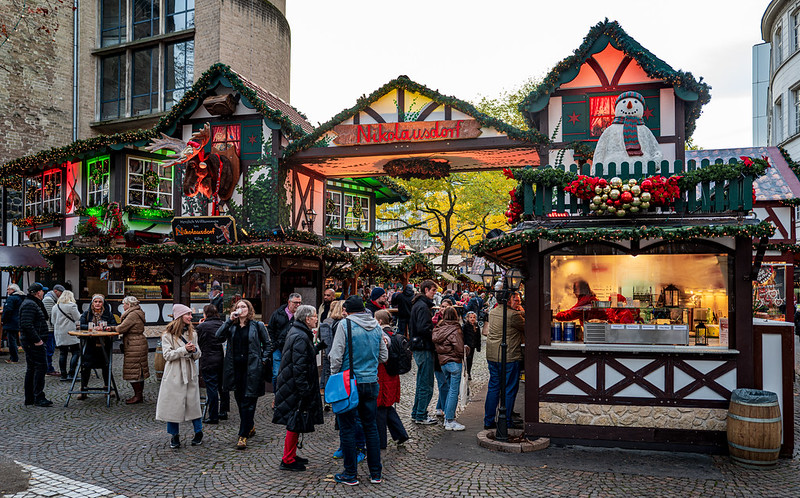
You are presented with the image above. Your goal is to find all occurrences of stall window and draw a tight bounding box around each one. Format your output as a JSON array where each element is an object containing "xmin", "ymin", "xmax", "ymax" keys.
[
  {"xmin": 589, "ymin": 95, "xmax": 616, "ymax": 137},
  {"xmin": 127, "ymin": 156, "xmax": 172, "ymax": 209},
  {"xmin": 344, "ymin": 194, "xmax": 369, "ymax": 230},
  {"xmin": 87, "ymin": 156, "xmax": 111, "ymax": 206},
  {"xmin": 548, "ymin": 250, "xmax": 732, "ymax": 347},
  {"xmin": 23, "ymin": 169, "xmax": 62, "ymax": 217},
  {"xmin": 212, "ymin": 124, "xmax": 241, "ymax": 155},
  {"xmin": 326, "ymin": 191, "xmax": 343, "ymax": 228}
]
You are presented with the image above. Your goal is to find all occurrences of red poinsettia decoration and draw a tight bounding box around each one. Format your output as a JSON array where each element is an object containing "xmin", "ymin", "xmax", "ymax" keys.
[
  {"xmin": 641, "ymin": 175, "xmax": 681, "ymax": 207},
  {"xmin": 502, "ymin": 168, "xmax": 516, "ymax": 180},
  {"xmin": 505, "ymin": 188, "xmax": 524, "ymax": 225},
  {"xmin": 565, "ymin": 175, "xmax": 606, "ymax": 200}
]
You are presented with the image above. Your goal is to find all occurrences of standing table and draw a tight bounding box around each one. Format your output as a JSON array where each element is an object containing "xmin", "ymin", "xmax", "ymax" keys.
[{"xmin": 65, "ymin": 330, "xmax": 120, "ymax": 407}]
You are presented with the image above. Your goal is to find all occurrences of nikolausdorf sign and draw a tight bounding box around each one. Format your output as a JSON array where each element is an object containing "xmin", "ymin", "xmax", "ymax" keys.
[
  {"xmin": 332, "ymin": 119, "xmax": 482, "ymax": 146},
  {"xmin": 172, "ymin": 216, "xmax": 238, "ymax": 245}
]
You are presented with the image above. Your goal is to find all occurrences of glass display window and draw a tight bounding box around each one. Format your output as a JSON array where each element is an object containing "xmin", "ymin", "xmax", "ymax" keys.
[
  {"xmin": 546, "ymin": 246, "xmax": 732, "ymax": 347},
  {"xmin": 753, "ymin": 264, "xmax": 788, "ymax": 321}
]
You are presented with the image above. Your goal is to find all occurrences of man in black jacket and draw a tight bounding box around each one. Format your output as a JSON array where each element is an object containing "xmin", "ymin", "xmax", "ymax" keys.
[
  {"xmin": 391, "ymin": 284, "xmax": 415, "ymax": 337},
  {"xmin": 18, "ymin": 283, "xmax": 52, "ymax": 407},
  {"xmin": 197, "ymin": 304, "xmax": 229, "ymax": 423},
  {"xmin": 268, "ymin": 293, "xmax": 302, "ymax": 390},
  {"xmin": 408, "ymin": 279, "xmax": 438, "ymax": 425}
]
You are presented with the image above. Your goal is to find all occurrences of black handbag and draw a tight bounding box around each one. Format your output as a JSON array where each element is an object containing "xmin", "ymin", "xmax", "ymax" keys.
[{"xmin": 287, "ymin": 406, "xmax": 314, "ymax": 433}]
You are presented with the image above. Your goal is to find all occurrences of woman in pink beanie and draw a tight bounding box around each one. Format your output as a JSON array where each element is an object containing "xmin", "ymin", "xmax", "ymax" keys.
[{"xmin": 155, "ymin": 304, "xmax": 203, "ymax": 449}]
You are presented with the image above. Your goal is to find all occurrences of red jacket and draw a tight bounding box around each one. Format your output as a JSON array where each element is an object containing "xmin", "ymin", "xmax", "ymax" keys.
[{"xmin": 377, "ymin": 326, "xmax": 401, "ymax": 407}]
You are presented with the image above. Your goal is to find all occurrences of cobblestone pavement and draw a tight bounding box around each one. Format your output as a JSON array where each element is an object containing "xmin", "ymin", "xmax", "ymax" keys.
[{"xmin": 0, "ymin": 345, "xmax": 799, "ymax": 497}]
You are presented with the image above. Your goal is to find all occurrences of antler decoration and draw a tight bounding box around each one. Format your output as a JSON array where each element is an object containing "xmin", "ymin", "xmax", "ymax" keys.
[{"xmin": 146, "ymin": 123, "xmax": 211, "ymax": 168}]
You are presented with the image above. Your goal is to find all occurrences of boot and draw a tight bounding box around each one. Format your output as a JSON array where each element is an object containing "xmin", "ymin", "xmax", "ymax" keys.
[{"xmin": 126, "ymin": 382, "xmax": 144, "ymax": 404}]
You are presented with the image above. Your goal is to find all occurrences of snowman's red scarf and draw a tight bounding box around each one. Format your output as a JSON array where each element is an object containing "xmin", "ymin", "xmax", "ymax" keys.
[{"xmin": 612, "ymin": 116, "xmax": 644, "ymax": 156}]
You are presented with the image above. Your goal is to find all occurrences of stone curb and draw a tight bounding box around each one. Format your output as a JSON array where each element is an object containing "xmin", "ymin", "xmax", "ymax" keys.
[{"xmin": 476, "ymin": 429, "xmax": 550, "ymax": 453}]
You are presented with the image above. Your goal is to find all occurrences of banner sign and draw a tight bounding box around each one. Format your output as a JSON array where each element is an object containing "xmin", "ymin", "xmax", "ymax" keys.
[
  {"xmin": 172, "ymin": 216, "xmax": 237, "ymax": 245},
  {"xmin": 332, "ymin": 119, "xmax": 482, "ymax": 146}
]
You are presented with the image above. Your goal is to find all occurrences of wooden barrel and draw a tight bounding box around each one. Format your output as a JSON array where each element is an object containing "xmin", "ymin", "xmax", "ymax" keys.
[
  {"xmin": 727, "ymin": 388, "xmax": 782, "ymax": 468},
  {"xmin": 154, "ymin": 344, "xmax": 165, "ymax": 381}
]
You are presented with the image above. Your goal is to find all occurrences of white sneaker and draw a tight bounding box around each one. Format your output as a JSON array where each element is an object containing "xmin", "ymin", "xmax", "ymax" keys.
[
  {"xmin": 415, "ymin": 417, "xmax": 438, "ymax": 425},
  {"xmin": 444, "ymin": 420, "xmax": 465, "ymax": 431},
  {"xmin": 434, "ymin": 409, "xmax": 445, "ymax": 417}
]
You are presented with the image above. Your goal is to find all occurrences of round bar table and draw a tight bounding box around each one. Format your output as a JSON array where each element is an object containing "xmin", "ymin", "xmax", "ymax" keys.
[{"xmin": 64, "ymin": 330, "xmax": 120, "ymax": 407}]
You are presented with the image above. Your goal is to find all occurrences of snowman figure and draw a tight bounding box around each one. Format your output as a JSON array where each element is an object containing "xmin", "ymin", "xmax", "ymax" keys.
[{"xmin": 593, "ymin": 91, "xmax": 663, "ymax": 167}]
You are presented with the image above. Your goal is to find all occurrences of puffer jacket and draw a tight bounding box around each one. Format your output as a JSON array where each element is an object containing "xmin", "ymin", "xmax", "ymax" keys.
[
  {"xmin": 2, "ymin": 293, "xmax": 24, "ymax": 331},
  {"xmin": 272, "ymin": 321, "xmax": 324, "ymax": 432},
  {"xmin": 50, "ymin": 301, "xmax": 81, "ymax": 347},
  {"xmin": 409, "ymin": 294, "xmax": 435, "ymax": 351},
  {"xmin": 116, "ymin": 305, "xmax": 149, "ymax": 381},
  {"xmin": 19, "ymin": 295, "xmax": 49, "ymax": 344},
  {"xmin": 432, "ymin": 319, "xmax": 465, "ymax": 366},
  {"xmin": 377, "ymin": 325, "xmax": 401, "ymax": 407}
]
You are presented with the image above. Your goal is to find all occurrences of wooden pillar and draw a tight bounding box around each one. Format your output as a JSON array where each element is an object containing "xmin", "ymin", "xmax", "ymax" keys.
[
  {"xmin": 524, "ymin": 243, "xmax": 541, "ymax": 435},
  {"xmin": 172, "ymin": 257, "xmax": 182, "ymax": 305},
  {"xmin": 734, "ymin": 236, "xmax": 754, "ymax": 388}
]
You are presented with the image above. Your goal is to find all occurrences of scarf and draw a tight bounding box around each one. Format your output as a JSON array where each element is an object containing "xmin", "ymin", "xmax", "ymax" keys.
[{"xmin": 612, "ymin": 115, "xmax": 644, "ymax": 156}]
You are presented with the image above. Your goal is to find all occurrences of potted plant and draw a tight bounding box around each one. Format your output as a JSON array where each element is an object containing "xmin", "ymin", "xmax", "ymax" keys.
[{"xmin": 73, "ymin": 216, "xmax": 102, "ymax": 246}]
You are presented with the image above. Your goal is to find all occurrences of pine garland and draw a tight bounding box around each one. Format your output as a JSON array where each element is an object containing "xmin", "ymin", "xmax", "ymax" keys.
[
  {"xmin": 384, "ymin": 158, "xmax": 450, "ymax": 179},
  {"xmin": 518, "ymin": 19, "xmax": 711, "ymax": 139},
  {"xmin": 472, "ymin": 221, "xmax": 775, "ymax": 255},
  {"xmin": 12, "ymin": 212, "xmax": 64, "ymax": 228},
  {"xmin": 282, "ymin": 75, "xmax": 550, "ymax": 158}
]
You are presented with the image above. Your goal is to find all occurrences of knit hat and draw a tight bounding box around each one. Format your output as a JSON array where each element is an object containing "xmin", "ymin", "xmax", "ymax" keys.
[
  {"xmin": 615, "ymin": 91, "xmax": 645, "ymax": 107},
  {"xmin": 343, "ymin": 295, "xmax": 366, "ymax": 313},
  {"xmin": 53, "ymin": 284, "xmax": 65, "ymax": 292},
  {"xmin": 172, "ymin": 304, "xmax": 193, "ymax": 320},
  {"xmin": 369, "ymin": 287, "xmax": 386, "ymax": 301}
]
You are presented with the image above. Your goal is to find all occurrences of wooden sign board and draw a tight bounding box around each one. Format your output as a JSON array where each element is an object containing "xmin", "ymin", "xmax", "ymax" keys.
[
  {"xmin": 172, "ymin": 216, "xmax": 237, "ymax": 245},
  {"xmin": 332, "ymin": 120, "xmax": 482, "ymax": 146}
]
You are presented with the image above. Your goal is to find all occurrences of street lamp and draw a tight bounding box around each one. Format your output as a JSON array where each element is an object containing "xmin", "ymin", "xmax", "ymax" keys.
[
  {"xmin": 302, "ymin": 209, "xmax": 317, "ymax": 231},
  {"xmin": 496, "ymin": 267, "xmax": 522, "ymax": 442},
  {"xmin": 481, "ymin": 266, "xmax": 495, "ymax": 289}
]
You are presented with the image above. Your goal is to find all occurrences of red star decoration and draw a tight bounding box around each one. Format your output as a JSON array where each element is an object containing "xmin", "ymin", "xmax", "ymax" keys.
[
  {"xmin": 643, "ymin": 107, "xmax": 654, "ymax": 120},
  {"xmin": 568, "ymin": 112, "xmax": 581, "ymax": 124},
  {"xmin": 248, "ymin": 135, "xmax": 258, "ymax": 144}
]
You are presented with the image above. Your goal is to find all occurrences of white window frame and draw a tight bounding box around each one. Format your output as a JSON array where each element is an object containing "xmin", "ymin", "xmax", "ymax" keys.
[
  {"xmin": 326, "ymin": 191, "xmax": 343, "ymax": 228},
  {"xmin": 126, "ymin": 156, "xmax": 172, "ymax": 209},
  {"xmin": 776, "ymin": 26, "xmax": 783, "ymax": 65},
  {"xmin": 87, "ymin": 156, "xmax": 111, "ymax": 207}
]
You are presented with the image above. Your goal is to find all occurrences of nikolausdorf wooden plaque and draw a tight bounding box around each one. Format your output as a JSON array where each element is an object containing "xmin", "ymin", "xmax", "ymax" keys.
[{"xmin": 332, "ymin": 119, "xmax": 482, "ymax": 146}]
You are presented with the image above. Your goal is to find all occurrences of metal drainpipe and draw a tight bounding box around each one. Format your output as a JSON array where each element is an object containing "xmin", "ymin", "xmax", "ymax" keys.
[{"xmin": 72, "ymin": 0, "xmax": 79, "ymax": 141}]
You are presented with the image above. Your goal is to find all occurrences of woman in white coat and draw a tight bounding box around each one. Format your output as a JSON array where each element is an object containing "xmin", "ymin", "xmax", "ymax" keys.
[
  {"xmin": 50, "ymin": 290, "xmax": 81, "ymax": 382},
  {"xmin": 155, "ymin": 304, "xmax": 202, "ymax": 449}
]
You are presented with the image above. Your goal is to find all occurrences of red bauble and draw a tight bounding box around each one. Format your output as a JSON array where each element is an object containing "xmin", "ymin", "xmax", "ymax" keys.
[
  {"xmin": 620, "ymin": 192, "xmax": 633, "ymax": 203},
  {"xmin": 606, "ymin": 199, "xmax": 614, "ymax": 205},
  {"xmin": 614, "ymin": 200, "xmax": 621, "ymax": 207}
]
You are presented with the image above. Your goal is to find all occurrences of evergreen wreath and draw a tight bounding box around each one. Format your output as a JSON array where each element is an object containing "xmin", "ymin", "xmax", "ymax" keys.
[
  {"xmin": 89, "ymin": 161, "xmax": 108, "ymax": 186},
  {"xmin": 143, "ymin": 170, "xmax": 160, "ymax": 190}
]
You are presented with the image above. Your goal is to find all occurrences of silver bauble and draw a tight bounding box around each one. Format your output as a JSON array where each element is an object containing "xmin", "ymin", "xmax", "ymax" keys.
[
  {"xmin": 641, "ymin": 192, "xmax": 652, "ymax": 202},
  {"xmin": 609, "ymin": 189, "xmax": 620, "ymax": 200},
  {"xmin": 631, "ymin": 185, "xmax": 641, "ymax": 196},
  {"xmin": 610, "ymin": 177, "xmax": 623, "ymax": 188}
]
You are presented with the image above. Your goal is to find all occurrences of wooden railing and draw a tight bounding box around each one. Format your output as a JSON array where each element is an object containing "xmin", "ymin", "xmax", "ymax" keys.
[{"xmin": 522, "ymin": 159, "xmax": 754, "ymax": 218}]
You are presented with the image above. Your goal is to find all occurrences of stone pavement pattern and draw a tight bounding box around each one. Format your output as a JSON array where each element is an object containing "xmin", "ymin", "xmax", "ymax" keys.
[{"xmin": 0, "ymin": 346, "xmax": 799, "ymax": 497}]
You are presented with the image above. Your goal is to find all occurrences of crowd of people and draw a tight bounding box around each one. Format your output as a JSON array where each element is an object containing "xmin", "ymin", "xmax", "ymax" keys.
[{"xmin": 0, "ymin": 279, "xmax": 525, "ymax": 486}]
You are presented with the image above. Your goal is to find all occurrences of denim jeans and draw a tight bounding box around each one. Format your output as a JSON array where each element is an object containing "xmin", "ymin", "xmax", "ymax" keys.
[
  {"xmin": 21, "ymin": 341, "xmax": 47, "ymax": 404},
  {"xmin": 441, "ymin": 361, "xmax": 462, "ymax": 421},
  {"xmin": 167, "ymin": 418, "xmax": 202, "ymax": 435},
  {"xmin": 376, "ymin": 406, "xmax": 408, "ymax": 449},
  {"xmin": 337, "ymin": 382, "xmax": 381, "ymax": 478},
  {"xmin": 6, "ymin": 330, "xmax": 19, "ymax": 362},
  {"xmin": 42, "ymin": 334, "xmax": 56, "ymax": 373},
  {"xmin": 435, "ymin": 369, "xmax": 449, "ymax": 412},
  {"xmin": 411, "ymin": 350, "xmax": 434, "ymax": 420},
  {"xmin": 58, "ymin": 345, "xmax": 80, "ymax": 379},
  {"xmin": 484, "ymin": 360, "xmax": 522, "ymax": 427},
  {"xmin": 272, "ymin": 350, "xmax": 282, "ymax": 391},
  {"xmin": 201, "ymin": 366, "xmax": 224, "ymax": 421}
]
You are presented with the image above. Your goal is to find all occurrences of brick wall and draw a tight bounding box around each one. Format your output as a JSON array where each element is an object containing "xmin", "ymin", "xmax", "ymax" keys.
[{"xmin": 0, "ymin": 1, "xmax": 76, "ymax": 164}]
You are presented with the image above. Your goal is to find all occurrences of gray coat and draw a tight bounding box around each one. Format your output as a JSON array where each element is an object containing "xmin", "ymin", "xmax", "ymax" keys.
[{"xmin": 216, "ymin": 319, "xmax": 271, "ymax": 397}]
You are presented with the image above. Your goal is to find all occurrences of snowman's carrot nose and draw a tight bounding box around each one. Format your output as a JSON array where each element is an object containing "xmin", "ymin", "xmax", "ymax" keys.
[{"xmin": 627, "ymin": 101, "xmax": 632, "ymax": 109}]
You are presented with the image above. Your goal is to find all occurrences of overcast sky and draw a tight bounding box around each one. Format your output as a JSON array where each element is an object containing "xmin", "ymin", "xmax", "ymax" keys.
[{"xmin": 286, "ymin": 0, "xmax": 768, "ymax": 150}]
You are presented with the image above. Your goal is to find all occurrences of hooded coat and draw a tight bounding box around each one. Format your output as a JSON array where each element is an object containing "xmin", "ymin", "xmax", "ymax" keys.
[
  {"xmin": 432, "ymin": 319, "xmax": 465, "ymax": 366},
  {"xmin": 116, "ymin": 304, "xmax": 149, "ymax": 381},
  {"xmin": 155, "ymin": 328, "xmax": 202, "ymax": 423},
  {"xmin": 216, "ymin": 318, "xmax": 271, "ymax": 397},
  {"xmin": 272, "ymin": 320, "xmax": 324, "ymax": 431}
]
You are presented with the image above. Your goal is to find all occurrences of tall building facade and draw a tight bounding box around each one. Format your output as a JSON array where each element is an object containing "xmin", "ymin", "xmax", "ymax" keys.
[
  {"xmin": 0, "ymin": 0, "xmax": 290, "ymax": 165},
  {"xmin": 762, "ymin": 0, "xmax": 800, "ymax": 158}
]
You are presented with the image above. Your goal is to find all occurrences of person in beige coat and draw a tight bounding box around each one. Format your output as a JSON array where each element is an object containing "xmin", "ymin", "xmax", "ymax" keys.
[
  {"xmin": 155, "ymin": 304, "xmax": 202, "ymax": 449},
  {"xmin": 108, "ymin": 296, "xmax": 149, "ymax": 404}
]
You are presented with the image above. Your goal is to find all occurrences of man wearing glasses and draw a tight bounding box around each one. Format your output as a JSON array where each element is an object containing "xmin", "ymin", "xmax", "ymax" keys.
[{"xmin": 268, "ymin": 293, "xmax": 302, "ymax": 389}]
